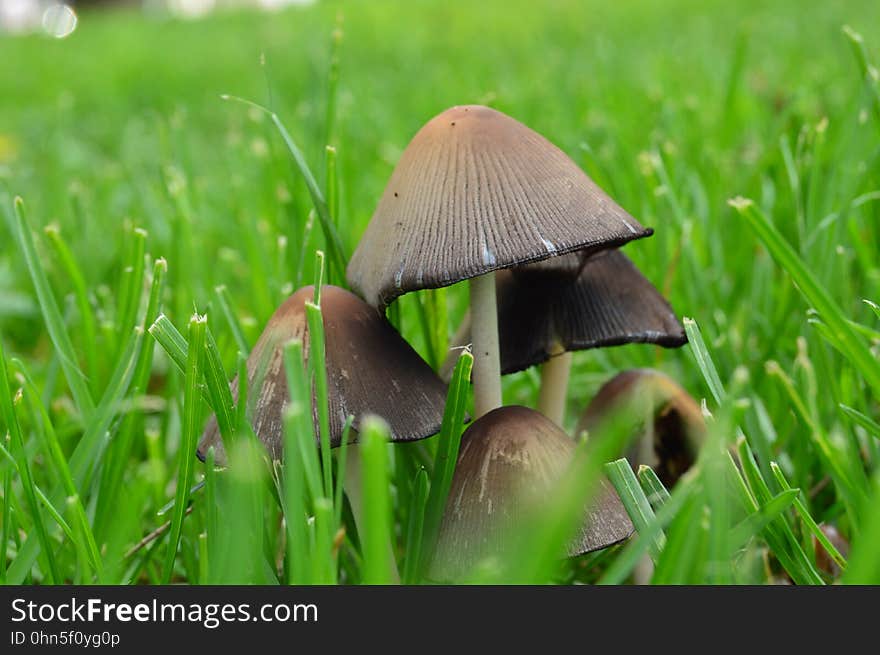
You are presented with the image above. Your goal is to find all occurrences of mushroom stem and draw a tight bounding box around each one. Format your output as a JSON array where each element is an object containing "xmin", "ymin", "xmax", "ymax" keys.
[
  {"xmin": 537, "ymin": 349, "xmax": 572, "ymax": 425},
  {"xmin": 343, "ymin": 446, "xmax": 401, "ymax": 583},
  {"xmin": 470, "ymin": 272, "xmax": 502, "ymax": 417},
  {"xmin": 439, "ymin": 309, "xmax": 472, "ymax": 382}
]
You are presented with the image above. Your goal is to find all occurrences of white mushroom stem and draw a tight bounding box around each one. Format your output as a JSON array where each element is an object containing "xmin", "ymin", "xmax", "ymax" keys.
[
  {"xmin": 470, "ymin": 272, "xmax": 503, "ymax": 417},
  {"xmin": 537, "ymin": 347, "xmax": 572, "ymax": 425},
  {"xmin": 343, "ymin": 445, "xmax": 401, "ymax": 583}
]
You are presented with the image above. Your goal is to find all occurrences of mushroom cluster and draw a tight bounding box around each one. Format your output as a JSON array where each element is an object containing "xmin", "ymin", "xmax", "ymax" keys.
[
  {"xmin": 201, "ymin": 104, "xmax": 690, "ymax": 581},
  {"xmin": 347, "ymin": 105, "xmax": 687, "ymax": 574},
  {"xmin": 346, "ymin": 104, "xmax": 661, "ymax": 418}
]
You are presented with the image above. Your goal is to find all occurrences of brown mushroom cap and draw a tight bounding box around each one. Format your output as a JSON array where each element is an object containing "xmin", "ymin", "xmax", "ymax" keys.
[
  {"xmin": 197, "ymin": 285, "xmax": 449, "ymax": 465},
  {"xmin": 347, "ymin": 105, "xmax": 652, "ymax": 309},
  {"xmin": 430, "ymin": 405, "xmax": 633, "ymax": 580},
  {"xmin": 496, "ymin": 249, "xmax": 686, "ymax": 373},
  {"xmin": 576, "ymin": 369, "xmax": 705, "ymax": 487}
]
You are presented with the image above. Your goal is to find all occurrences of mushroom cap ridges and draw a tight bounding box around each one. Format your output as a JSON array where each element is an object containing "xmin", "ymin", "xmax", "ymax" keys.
[
  {"xmin": 197, "ymin": 285, "xmax": 449, "ymax": 464},
  {"xmin": 347, "ymin": 105, "xmax": 652, "ymax": 309},
  {"xmin": 496, "ymin": 249, "xmax": 687, "ymax": 373},
  {"xmin": 429, "ymin": 406, "xmax": 633, "ymax": 580}
]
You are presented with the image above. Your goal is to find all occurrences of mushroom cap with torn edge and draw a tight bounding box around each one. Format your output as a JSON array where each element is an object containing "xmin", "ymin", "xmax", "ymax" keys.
[
  {"xmin": 347, "ymin": 104, "xmax": 652, "ymax": 309},
  {"xmin": 197, "ymin": 285, "xmax": 449, "ymax": 466},
  {"xmin": 576, "ymin": 369, "xmax": 706, "ymax": 488}
]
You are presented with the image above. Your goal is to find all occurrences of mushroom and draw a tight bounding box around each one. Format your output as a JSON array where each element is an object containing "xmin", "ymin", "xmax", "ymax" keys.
[
  {"xmin": 576, "ymin": 368, "xmax": 705, "ymax": 488},
  {"xmin": 429, "ymin": 405, "xmax": 634, "ymax": 581},
  {"xmin": 347, "ymin": 105, "xmax": 652, "ymax": 418},
  {"xmin": 197, "ymin": 284, "xmax": 449, "ymax": 466},
  {"xmin": 441, "ymin": 249, "xmax": 686, "ymax": 424}
]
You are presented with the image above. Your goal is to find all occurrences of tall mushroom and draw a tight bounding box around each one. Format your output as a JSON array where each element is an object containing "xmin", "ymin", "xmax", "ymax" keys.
[
  {"xmin": 441, "ymin": 249, "xmax": 686, "ymax": 424},
  {"xmin": 347, "ymin": 105, "xmax": 652, "ymax": 418},
  {"xmin": 197, "ymin": 284, "xmax": 449, "ymax": 465},
  {"xmin": 576, "ymin": 368, "xmax": 705, "ymax": 487},
  {"xmin": 429, "ymin": 405, "xmax": 634, "ymax": 581}
]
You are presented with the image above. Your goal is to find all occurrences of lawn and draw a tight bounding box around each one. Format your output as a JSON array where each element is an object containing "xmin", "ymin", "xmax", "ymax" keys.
[{"xmin": 1, "ymin": 0, "xmax": 879, "ymax": 584}]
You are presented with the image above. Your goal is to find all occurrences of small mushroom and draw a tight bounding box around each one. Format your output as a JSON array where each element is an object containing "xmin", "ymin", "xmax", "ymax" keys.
[
  {"xmin": 429, "ymin": 405, "xmax": 634, "ymax": 580},
  {"xmin": 441, "ymin": 249, "xmax": 686, "ymax": 424},
  {"xmin": 576, "ymin": 369, "xmax": 705, "ymax": 487},
  {"xmin": 197, "ymin": 285, "xmax": 449, "ymax": 465},
  {"xmin": 347, "ymin": 105, "xmax": 651, "ymax": 418}
]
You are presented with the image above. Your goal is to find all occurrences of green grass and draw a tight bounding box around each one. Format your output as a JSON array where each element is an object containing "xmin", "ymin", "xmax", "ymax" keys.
[{"xmin": 1, "ymin": 0, "xmax": 879, "ymax": 584}]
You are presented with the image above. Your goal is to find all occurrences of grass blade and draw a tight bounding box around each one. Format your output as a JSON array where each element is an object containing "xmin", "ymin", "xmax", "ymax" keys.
[
  {"xmin": 116, "ymin": 226, "xmax": 147, "ymax": 354},
  {"xmin": 420, "ymin": 351, "xmax": 473, "ymax": 574},
  {"xmin": 148, "ymin": 314, "xmax": 189, "ymax": 373},
  {"xmin": 43, "ymin": 223, "xmax": 100, "ymax": 394},
  {"xmin": 770, "ymin": 462, "xmax": 847, "ymax": 572},
  {"xmin": 842, "ymin": 26, "xmax": 880, "ymax": 128},
  {"xmin": 282, "ymin": 338, "xmax": 326, "ymax": 585},
  {"xmin": 334, "ymin": 416, "xmax": 353, "ymax": 528},
  {"xmin": 12, "ymin": 360, "xmax": 103, "ymax": 580},
  {"xmin": 844, "ymin": 479, "xmax": 880, "ymax": 583},
  {"xmin": 637, "ymin": 465, "xmax": 671, "ymax": 511},
  {"xmin": 305, "ymin": 301, "xmax": 333, "ymax": 502},
  {"xmin": 730, "ymin": 196, "xmax": 880, "ymax": 396},
  {"xmin": 283, "ymin": 340, "xmax": 322, "ymax": 503},
  {"xmin": 730, "ymin": 489, "xmax": 800, "ymax": 548},
  {"xmin": 839, "ymin": 404, "xmax": 880, "ymax": 439},
  {"xmin": 736, "ymin": 438, "xmax": 824, "ymax": 584},
  {"xmin": 6, "ymin": 326, "xmax": 143, "ymax": 584},
  {"xmin": 606, "ymin": 459, "xmax": 665, "ymax": 560},
  {"xmin": 162, "ymin": 314, "xmax": 205, "ymax": 583},
  {"xmin": 402, "ymin": 467, "xmax": 429, "ymax": 584},
  {"xmin": 149, "ymin": 313, "xmax": 235, "ymax": 445},
  {"xmin": 359, "ymin": 416, "xmax": 393, "ymax": 584},
  {"xmin": 311, "ymin": 497, "xmax": 336, "ymax": 584},
  {"xmin": 204, "ymin": 325, "xmax": 237, "ymax": 445},
  {"xmin": 0, "ymin": 439, "xmax": 73, "ymax": 553},
  {"xmin": 1, "ymin": 455, "xmax": 12, "ymax": 583},
  {"xmin": 765, "ymin": 361, "xmax": 868, "ymax": 514},
  {"xmin": 684, "ymin": 310, "xmax": 825, "ymax": 584},
  {"xmin": 235, "ymin": 353, "xmax": 248, "ymax": 433},
  {"xmin": 221, "ymin": 95, "xmax": 347, "ymax": 282},
  {"xmin": 214, "ymin": 285, "xmax": 250, "ymax": 357},
  {"xmin": 8, "ymin": 197, "xmax": 94, "ymax": 417},
  {"xmin": 283, "ymin": 402, "xmax": 311, "ymax": 585},
  {"xmin": 326, "ymin": 145, "xmax": 339, "ymax": 235},
  {"xmin": 682, "ymin": 317, "xmax": 725, "ymax": 404},
  {"xmin": 94, "ymin": 257, "xmax": 167, "ymax": 543},
  {"xmin": 598, "ymin": 475, "xmax": 696, "ymax": 584},
  {"xmin": 684, "ymin": 321, "xmax": 760, "ymax": 482},
  {"xmin": 0, "ymin": 335, "xmax": 60, "ymax": 582}
]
